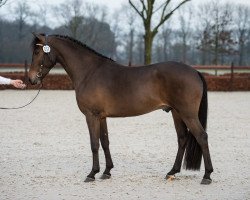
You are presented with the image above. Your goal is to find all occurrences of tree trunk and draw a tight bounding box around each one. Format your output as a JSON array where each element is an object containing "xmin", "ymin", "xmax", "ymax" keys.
[
  {"xmin": 239, "ymin": 46, "xmax": 244, "ymax": 66},
  {"xmin": 129, "ymin": 29, "xmax": 134, "ymax": 64},
  {"xmin": 182, "ymin": 42, "xmax": 187, "ymax": 63},
  {"xmin": 129, "ymin": 0, "xmax": 190, "ymax": 65},
  {"xmin": 163, "ymin": 36, "xmax": 168, "ymax": 61},
  {"xmin": 238, "ymin": 34, "xmax": 244, "ymax": 66},
  {"xmin": 214, "ymin": 35, "xmax": 219, "ymax": 65},
  {"xmin": 144, "ymin": 31, "xmax": 154, "ymax": 65},
  {"xmin": 138, "ymin": 35, "xmax": 144, "ymax": 64},
  {"xmin": 201, "ymin": 50, "xmax": 206, "ymax": 65}
]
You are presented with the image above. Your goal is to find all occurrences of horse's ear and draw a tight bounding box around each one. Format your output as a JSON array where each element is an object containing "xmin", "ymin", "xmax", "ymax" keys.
[{"xmin": 32, "ymin": 32, "xmax": 45, "ymax": 43}]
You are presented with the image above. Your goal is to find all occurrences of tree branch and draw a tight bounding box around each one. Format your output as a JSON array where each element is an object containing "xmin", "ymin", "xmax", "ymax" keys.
[
  {"xmin": 0, "ymin": 0, "xmax": 8, "ymax": 7},
  {"xmin": 153, "ymin": 0, "xmax": 171, "ymax": 14},
  {"xmin": 140, "ymin": 0, "xmax": 147, "ymax": 19},
  {"xmin": 153, "ymin": 0, "xmax": 190, "ymax": 35},
  {"xmin": 147, "ymin": 0, "xmax": 154, "ymax": 20},
  {"xmin": 129, "ymin": 0, "xmax": 146, "ymax": 20}
]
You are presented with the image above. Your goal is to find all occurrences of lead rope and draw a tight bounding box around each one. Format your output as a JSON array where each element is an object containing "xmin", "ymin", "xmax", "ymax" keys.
[{"xmin": 0, "ymin": 83, "xmax": 43, "ymax": 110}]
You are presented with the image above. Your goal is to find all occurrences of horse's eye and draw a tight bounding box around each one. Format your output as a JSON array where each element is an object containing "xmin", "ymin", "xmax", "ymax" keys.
[{"xmin": 34, "ymin": 49, "xmax": 40, "ymax": 55}]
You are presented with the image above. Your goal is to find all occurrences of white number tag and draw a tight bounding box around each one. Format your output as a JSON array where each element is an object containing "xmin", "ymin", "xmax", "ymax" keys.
[{"xmin": 43, "ymin": 45, "xmax": 51, "ymax": 53}]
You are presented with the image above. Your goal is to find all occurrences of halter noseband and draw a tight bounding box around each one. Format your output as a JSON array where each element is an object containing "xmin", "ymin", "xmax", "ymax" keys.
[{"xmin": 35, "ymin": 35, "xmax": 51, "ymax": 78}]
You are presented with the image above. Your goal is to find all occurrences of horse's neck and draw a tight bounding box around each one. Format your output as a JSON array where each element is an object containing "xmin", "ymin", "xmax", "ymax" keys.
[{"xmin": 54, "ymin": 41, "xmax": 102, "ymax": 88}]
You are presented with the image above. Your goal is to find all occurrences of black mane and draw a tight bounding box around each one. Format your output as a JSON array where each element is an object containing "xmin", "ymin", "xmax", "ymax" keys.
[{"xmin": 31, "ymin": 34, "xmax": 113, "ymax": 61}]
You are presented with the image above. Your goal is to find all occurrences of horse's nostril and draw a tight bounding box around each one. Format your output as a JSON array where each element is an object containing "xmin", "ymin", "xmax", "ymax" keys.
[{"xmin": 29, "ymin": 77, "xmax": 36, "ymax": 85}]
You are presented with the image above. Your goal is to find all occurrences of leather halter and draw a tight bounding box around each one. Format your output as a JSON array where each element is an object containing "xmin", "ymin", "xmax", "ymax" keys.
[{"xmin": 35, "ymin": 35, "xmax": 51, "ymax": 78}]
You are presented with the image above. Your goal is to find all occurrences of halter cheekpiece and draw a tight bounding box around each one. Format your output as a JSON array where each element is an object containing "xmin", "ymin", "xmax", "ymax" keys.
[{"xmin": 35, "ymin": 35, "xmax": 51, "ymax": 78}]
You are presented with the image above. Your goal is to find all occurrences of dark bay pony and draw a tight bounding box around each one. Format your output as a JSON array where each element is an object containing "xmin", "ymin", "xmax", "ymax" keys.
[{"xmin": 29, "ymin": 33, "xmax": 213, "ymax": 184}]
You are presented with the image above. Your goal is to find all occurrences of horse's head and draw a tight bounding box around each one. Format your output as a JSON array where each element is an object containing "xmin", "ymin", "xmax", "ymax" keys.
[{"xmin": 29, "ymin": 33, "xmax": 57, "ymax": 85}]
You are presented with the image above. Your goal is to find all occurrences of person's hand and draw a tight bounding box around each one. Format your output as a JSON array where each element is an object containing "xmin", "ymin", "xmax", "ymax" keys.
[{"xmin": 10, "ymin": 79, "xmax": 26, "ymax": 89}]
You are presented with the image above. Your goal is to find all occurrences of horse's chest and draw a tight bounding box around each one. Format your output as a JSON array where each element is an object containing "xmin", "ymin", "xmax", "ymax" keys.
[{"xmin": 75, "ymin": 92, "xmax": 105, "ymax": 116}]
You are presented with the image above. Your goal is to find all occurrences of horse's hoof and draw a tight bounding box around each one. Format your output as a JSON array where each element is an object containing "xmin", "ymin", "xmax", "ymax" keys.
[
  {"xmin": 166, "ymin": 174, "xmax": 176, "ymax": 181},
  {"xmin": 100, "ymin": 174, "xmax": 111, "ymax": 180},
  {"xmin": 201, "ymin": 178, "xmax": 212, "ymax": 185},
  {"xmin": 84, "ymin": 177, "xmax": 95, "ymax": 183}
]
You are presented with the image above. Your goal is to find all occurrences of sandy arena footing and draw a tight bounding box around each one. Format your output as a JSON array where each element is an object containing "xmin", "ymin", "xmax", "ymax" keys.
[{"xmin": 0, "ymin": 91, "xmax": 249, "ymax": 200}]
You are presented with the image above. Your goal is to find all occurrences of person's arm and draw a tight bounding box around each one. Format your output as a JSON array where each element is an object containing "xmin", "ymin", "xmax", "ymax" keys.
[
  {"xmin": 0, "ymin": 76, "xmax": 11, "ymax": 85},
  {"xmin": 0, "ymin": 76, "xmax": 26, "ymax": 89}
]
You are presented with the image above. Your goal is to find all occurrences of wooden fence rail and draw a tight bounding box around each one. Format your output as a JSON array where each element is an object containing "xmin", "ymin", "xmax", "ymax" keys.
[{"xmin": 1, "ymin": 63, "xmax": 250, "ymax": 69}]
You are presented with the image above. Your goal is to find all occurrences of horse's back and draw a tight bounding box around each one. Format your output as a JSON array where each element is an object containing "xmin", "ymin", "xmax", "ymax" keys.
[
  {"xmin": 151, "ymin": 61, "xmax": 198, "ymax": 76},
  {"xmin": 138, "ymin": 61, "xmax": 203, "ymax": 95}
]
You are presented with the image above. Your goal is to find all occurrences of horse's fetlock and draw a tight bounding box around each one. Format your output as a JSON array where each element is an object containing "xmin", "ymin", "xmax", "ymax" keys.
[
  {"xmin": 93, "ymin": 168, "xmax": 100, "ymax": 173},
  {"xmin": 107, "ymin": 164, "xmax": 114, "ymax": 169}
]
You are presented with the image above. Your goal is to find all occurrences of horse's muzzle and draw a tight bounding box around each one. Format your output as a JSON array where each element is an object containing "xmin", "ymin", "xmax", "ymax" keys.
[{"xmin": 29, "ymin": 77, "xmax": 41, "ymax": 85}]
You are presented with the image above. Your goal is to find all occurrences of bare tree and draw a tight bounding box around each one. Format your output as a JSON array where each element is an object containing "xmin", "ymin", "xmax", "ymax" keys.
[
  {"xmin": 0, "ymin": 0, "xmax": 8, "ymax": 8},
  {"xmin": 81, "ymin": 4, "xmax": 108, "ymax": 48},
  {"xmin": 195, "ymin": 2, "xmax": 214, "ymax": 64},
  {"xmin": 54, "ymin": 0, "xmax": 109, "ymax": 47},
  {"xmin": 109, "ymin": 4, "xmax": 141, "ymax": 64},
  {"xmin": 121, "ymin": 5, "xmax": 138, "ymax": 65},
  {"xmin": 14, "ymin": 1, "xmax": 32, "ymax": 39},
  {"xmin": 127, "ymin": 26, "xmax": 134, "ymax": 65},
  {"xmin": 234, "ymin": 5, "xmax": 250, "ymax": 66},
  {"xmin": 161, "ymin": 25, "xmax": 172, "ymax": 61},
  {"xmin": 110, "ymin": 12, "xmax": 122, "ymax": 60},
  {"xmin": 178, "ymin": 5, "xmax": 192, "ymax": 63},
  {"xmin": 129, "ymin": 0, "xmax": 190, "ymax": 64},
  {"xmin": 135, "ymin": 33, "xmax": 144, "ymax": 64},
  {"xmin": 36, "ymin": 2, "xmax": 49, "ymax": 27},
  {"xmin": 197, "ymin": 1, "xmax": 236, "ymax": 65},
  {"xmin": 155, "ymin": 21, "xmax": 172, "ymax": 62},
  {"xmin": 54, "ymin": 0, "xmax": 84, "ymax": 39}
]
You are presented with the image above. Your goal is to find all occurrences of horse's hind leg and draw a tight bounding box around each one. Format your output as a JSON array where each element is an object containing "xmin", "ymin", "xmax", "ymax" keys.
[
  {"xmin": 100, "ymin": 118, "xmax": 114, "ymax": 179},
  {"xmin": 166, "ymin": 110, "xmax": 188, "ymax": 179},
  {"xmin": 184, "ymin": 117, "xmax": 213, "ymax": 184}
]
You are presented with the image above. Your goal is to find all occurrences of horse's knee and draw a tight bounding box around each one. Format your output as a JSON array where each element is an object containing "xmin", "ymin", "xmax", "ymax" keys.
[{"xmin": 91, "ymin": 143, "xmax": 100, "ymax": 153}]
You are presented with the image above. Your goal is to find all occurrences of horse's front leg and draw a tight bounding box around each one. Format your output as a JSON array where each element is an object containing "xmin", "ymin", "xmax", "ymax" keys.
[
  {"xmin": 100, "ymin": 118, "xmax": 114, "ymax": 179},
  {"xmin": 84, "ymin": 113, "xmax": 101, "ymax": 182}
]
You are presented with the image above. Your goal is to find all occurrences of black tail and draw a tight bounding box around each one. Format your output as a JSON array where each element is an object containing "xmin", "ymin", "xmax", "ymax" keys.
[{"xmin": 183, "ymin": 72, "xmax": 208, "ymax": 170}]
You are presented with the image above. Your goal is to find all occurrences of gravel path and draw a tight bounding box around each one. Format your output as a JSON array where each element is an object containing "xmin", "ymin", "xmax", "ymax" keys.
[{"xmin": 0, "ymin": 90, "xmax": 249, "ymax": 200}]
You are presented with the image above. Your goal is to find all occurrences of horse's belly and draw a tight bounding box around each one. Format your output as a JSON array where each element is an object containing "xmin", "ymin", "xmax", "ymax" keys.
[{"xmin": 106, "ymin": 101, "xmax": 168, "ymax": 117}]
